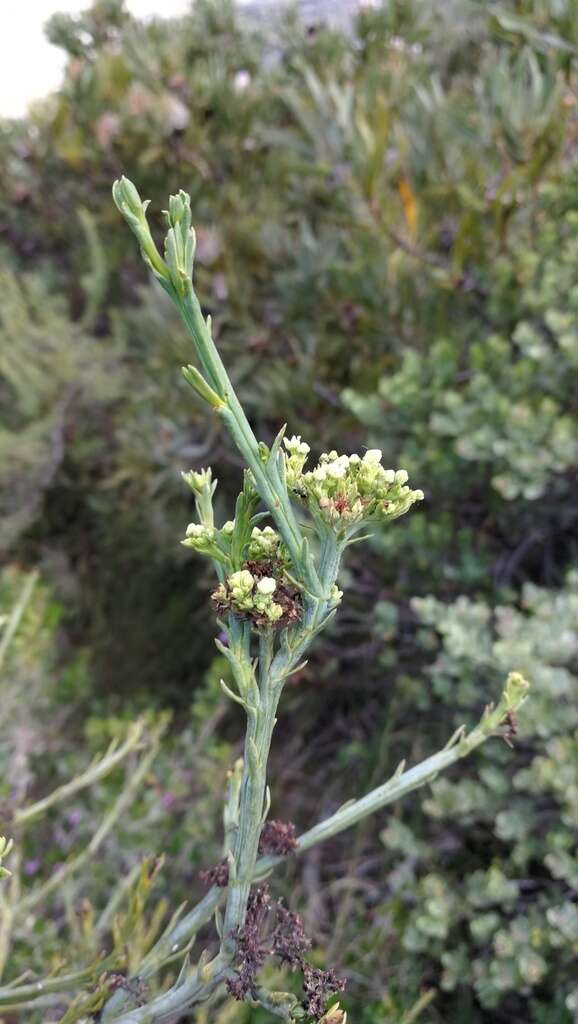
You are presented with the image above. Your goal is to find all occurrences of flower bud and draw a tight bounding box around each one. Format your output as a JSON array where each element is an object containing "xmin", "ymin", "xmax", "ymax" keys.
[
  {"xmin": 284, "ymin": 435, "xmax": 310, "ymax": 456},
  {"xmin": 256, "ymin": 577, "xmax": 277, "ymax": 595},
  {"xmin": 504, "ymin": 671, "xmax": 530, "ymax": 708},
  {"xmin": 112, "ymin": 176, "xmax": 144, "ymax": 222},
  {"xmin": 186, "ymin": 523, "xmax": 206, "ymax": 538},
  {"xmin": 248, "ymin": 526, "xmax": 281, "ymax": 559},
  {"xmin": 182, "ymin": 467, "xmax": 214, "ymax": 496},
  {"xmin": 230, "ymin": 570, "xmax": 255, "ymax": 592},
  {"xmin": 112, "ymin": 176, "xmax": 168, "ymax": 281},
  {"xmin": 287, "ymin": 442, "xmax": 423, "ymax": 534},
  {"xmin": 363, "ymin": 449, "xmax": 383, "ymax": 464}
]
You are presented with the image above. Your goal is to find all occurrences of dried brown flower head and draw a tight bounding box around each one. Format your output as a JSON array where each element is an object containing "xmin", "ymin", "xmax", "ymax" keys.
[{"xmin": 259, "ymin": 819, "xmax": 298, "ymax": 856}]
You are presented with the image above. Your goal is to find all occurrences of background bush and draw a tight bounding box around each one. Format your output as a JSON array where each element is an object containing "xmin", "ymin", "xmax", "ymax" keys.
[{"xmin": 1, "ymin": 1, "xmax": 577, "ymax": 1020}]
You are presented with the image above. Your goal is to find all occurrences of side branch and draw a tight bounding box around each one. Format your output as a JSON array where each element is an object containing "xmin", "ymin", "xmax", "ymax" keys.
[
  {"xmin": 101, "ymin": 673, "xmax": 529, "ymax": 1022},
  {"xmin": 15, "ymin": 719, "xmax": 149, "ymax": 828}
]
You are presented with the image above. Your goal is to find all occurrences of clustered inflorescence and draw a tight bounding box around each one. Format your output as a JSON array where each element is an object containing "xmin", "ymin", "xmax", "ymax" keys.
[
  {"xmin": 183, "ymin": 521, "xmax": 283, "ymax": 566},
  {"xmin": 283, "ymin": 437, "xmax": 424, "ymax": 534},
  {"xmin": 181, "ymin": 444, "xmax": 422, "ymax": 632},
  {"xmin": 213, "ymin": 569, "xmax": 286, "ymax": 625},
  {"xmin": 227, "ymin": 886, "xmax": 346, "ymax": 1021},
  {"xmin": 180, "ymin": 468, "xmax": 303, "ymax": 629},
  {"xmin": 211, "ymin": 559, "xmax": 302, "ymax": 628},
  {"xmin": 258, "ymin": 818, "xmax": 298, "ymax": 855},
  {"xmin": 103, "ymin": 176, "xmax": 530, "ymax": 1024}
]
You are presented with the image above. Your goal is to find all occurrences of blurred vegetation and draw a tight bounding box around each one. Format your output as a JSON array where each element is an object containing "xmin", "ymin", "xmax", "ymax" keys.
[{"xmin": 1, "ymin": 0, "xmax": 578, "ymax": 1020}]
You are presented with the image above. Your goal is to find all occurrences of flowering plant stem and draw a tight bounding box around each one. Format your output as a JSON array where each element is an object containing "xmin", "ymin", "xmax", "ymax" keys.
[
  {"xmin": 92, "ymin": 178, "xmax": 531, "ymax": 1024},
  {"xmin": 181, "ymin": 279, "xmax": 321, "ymax": 596},
  {"xmin": 97, "ymin": 671, "xmax": 528, "ymax": 1023}
]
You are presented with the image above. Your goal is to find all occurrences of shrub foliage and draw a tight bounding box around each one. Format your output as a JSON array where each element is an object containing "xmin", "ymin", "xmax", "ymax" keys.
[{"xmin": 1, "ymin": 1, "xmax": 577, "ymax": 1021}]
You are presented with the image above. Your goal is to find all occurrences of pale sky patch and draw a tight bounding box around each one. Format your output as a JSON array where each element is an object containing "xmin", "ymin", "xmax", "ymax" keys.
[{"xmin": 0, "ymin": 0, "xmax": 193, "ymax": 118}]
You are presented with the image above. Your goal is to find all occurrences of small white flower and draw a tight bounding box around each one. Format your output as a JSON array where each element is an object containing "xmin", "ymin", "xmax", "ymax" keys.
[
  {"xmin": 186, "ymin": 523, "xmax": 207, "ymax": 538},
  {"xmin": 284, "ymin": 435, "xmax": 310, "ymax": 455},
  {"xmin": 233, "ymin": 70, "xmax": 251, "ymax": 91},
  {"xmin": 364, "ymin": 449, "xmax": 383, "ymax": 464},
  {"xmin": 256, "ymin": 577, "xmax": 277, "ymax": 595},
  {"xmin": 222, "ymin": 520, "xmax": 235, "ymax": 535},
  {"xmin": 395, "ymin": 469, "xmax": 409, "ymax": 485},
  {"xmin": 348, "ymin": 453, "xmax": 361, "ymax": 465},
  {"xmin": 182, "ymin": 467, "xmax": 213, "ymax": 492},
  {"xmin": 383, "ymin": 469, "xmax": 395, "ymax": 483}
]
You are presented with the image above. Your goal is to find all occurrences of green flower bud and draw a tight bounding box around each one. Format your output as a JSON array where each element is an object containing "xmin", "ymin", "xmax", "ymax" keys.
[
  {"xmin": 112, "ymin": 176, "xmax": 169, "ymax": 282},
  {"xmin": 504, "ymin": 671, "xmax": 530, "ymax": 709},
  {"xmin": 229, "ymin": 570, "xmax": 255, "ymax": 606},
  {"xmin": 248, "ymin": 526, "xmax": 281, "ymax": 559},
  {"xmin": 163, "ymin": 190, "xmax": 196, "ymax": 295},
  {"xmin": 283, "ymin": 434, "xmax": 311, "ymax": 487}
]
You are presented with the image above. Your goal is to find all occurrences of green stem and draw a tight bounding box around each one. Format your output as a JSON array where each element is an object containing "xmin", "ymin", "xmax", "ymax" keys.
[
  {"xmin": 0, "ymin": 953, "xmax": 124, "ymax": 1009},
  {"xmin": 105, "ymin": 949, "xmax": 234, "ymax": 1024},
  {"xmin": 101, "ymin": 675, "xmax": 528, "ymax": 1021},
  {"xmin": 15, "ymin": 720, "xmax": 147, "ymax": 828},
  {"xmin": 221, "ymin": 662, "xmax": 280, "ymax": 942},
  {"xmin": 176, "ymin": 292, "xmax": 321, "ymax": 595},
  {"xmin": 257, "ymin": 682, "xmax": 526, "ymax": 871},
  {"xmin": 0, "ymin": 570, "xmax": 38, "ymax": 676},
  {"xmin": 17, "ymin": 732, "xmax": 162, "ymax": 916}
]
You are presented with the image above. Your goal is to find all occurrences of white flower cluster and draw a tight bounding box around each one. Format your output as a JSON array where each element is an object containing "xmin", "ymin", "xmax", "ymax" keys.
[
  {"xmin": 182, "ymin": 521, "xmax": 218, "ymax": 556},
  {"xmin": 213, "ymin": 569, "xmax": 284, "ymax": 624},
  {"xmin": 247, "ymin": 525, "xmax": 281, "ymax": 560},
  {"xmin": 283, "ymin": 438, "xmax": 424, "ymax": 531},
  {"xmin": 182, "ymin": 520, "xmax": 282, "ymax": 565},
  {"xmin": 182, "ymin": 467, "xmax": 214, "ymax": 494},
  {"xmin": 283, "ymin": 435, "xmax": 311, "ymax": 489}
]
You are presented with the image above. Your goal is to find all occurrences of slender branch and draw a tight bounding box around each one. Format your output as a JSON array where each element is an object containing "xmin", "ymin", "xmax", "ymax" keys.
[
  {"xmin": 17, "ymin": 724, "xmax": 164, "ymax": 916},
  {"xmin": 95, "ymin": 863, "xmax": 143, "ymax": 938},
  {"xmin": 178, "ymin": 280, "xmax": 319, "ymax": 593},
  {"xmin": 15, "ymin": 719, "xmax": 148, "ymax": 827},
  {"xmin": 0, "ymin": 570, "xmax": 38, "ymax": 675},
  {"xmin": 0, "ymin": 953, "xmax": 123, "ymax": 1009},
  {"xmin": 101, "ymin": 674, "xmax": 528, "ymax": 1021},
  {"xmin": 220, "ymin": 660, "xmax": 280, "ymax": 942},
  {"xmin": 256, "ymin": 677, "xmax": 526, "ymax": 872},
  {"xmin": 0, "ymin": 845, "xmax": 21, "ymax": 980}
]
